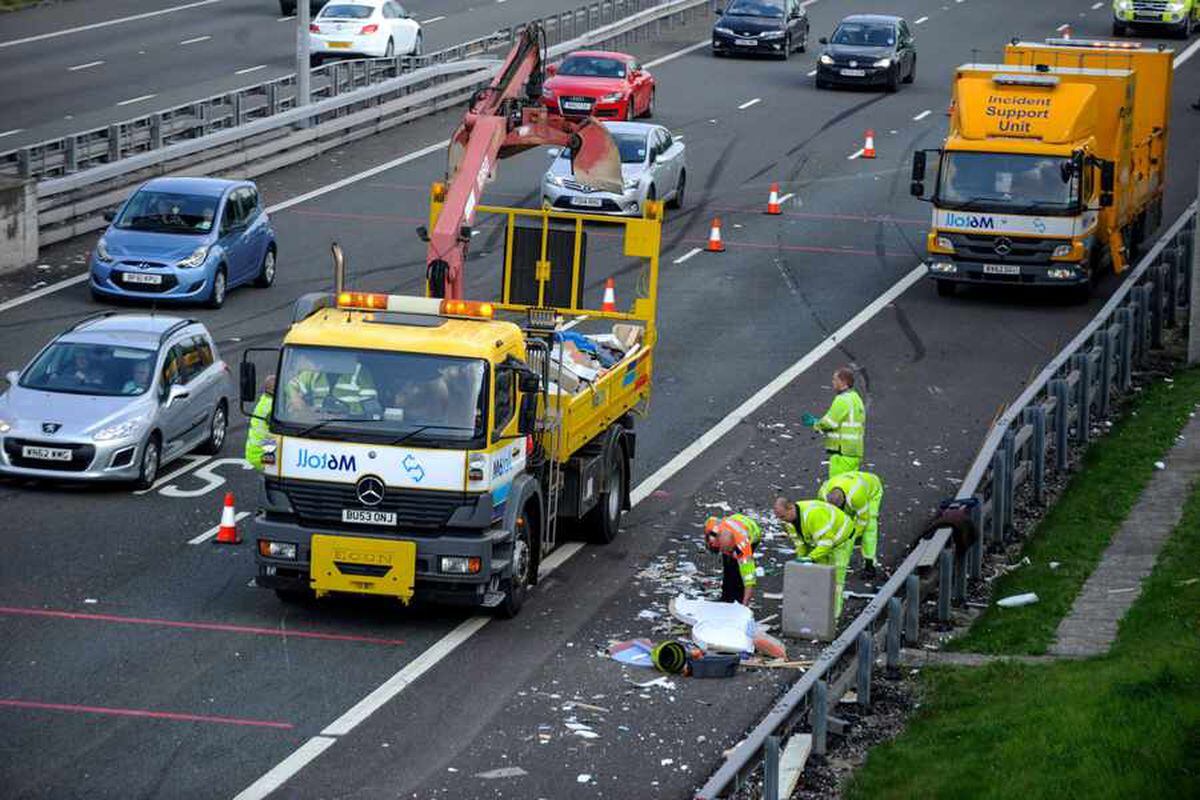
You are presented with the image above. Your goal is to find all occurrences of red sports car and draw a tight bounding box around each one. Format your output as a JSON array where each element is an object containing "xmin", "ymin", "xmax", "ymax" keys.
[{"xmin": 541, "ymin": 50, "xmax": 656, "ymax": 120}]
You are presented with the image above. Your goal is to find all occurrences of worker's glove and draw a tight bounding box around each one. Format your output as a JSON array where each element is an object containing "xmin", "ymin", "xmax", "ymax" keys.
[{"xmin": 801, "ymin": 413, "xmax": 818, "ymax": 428}]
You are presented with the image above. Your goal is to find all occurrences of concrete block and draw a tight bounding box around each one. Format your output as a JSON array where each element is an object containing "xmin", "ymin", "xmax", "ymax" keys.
[
  {"xmin": 0, "ymin": 177, "xmax": 37, "ymax": 274},
  {"xmin": 782, "ymin": 561, "xmax": 836, "ymax": 641}
]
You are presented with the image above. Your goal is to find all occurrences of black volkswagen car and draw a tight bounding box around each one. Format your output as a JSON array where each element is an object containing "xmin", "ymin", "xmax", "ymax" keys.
[
  {"xmin": 712, "ymin": 0, "xmax": 810, "ymax": 59},
  {"xmin": 815, "ymin": 14, "xmax": 916, "ymax": 91}
]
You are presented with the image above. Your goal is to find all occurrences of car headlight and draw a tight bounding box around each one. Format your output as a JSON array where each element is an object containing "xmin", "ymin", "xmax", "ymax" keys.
[
  {"xmin": 760, "ymin": 30, "xmax": 785, "ymax": 39},
  {"xmin": 819, "ymin": 54, "xmax": 834, "ymax": 65},
  {"xmin": 176, "ymin": 245, "xmax": 210, "ymax": 269},
  {"xmin": 1115, "ymin": 0, "xmax": 1132, "ymax": 8},
  {"xmin": 0, "ymin": 418, "xmax": 11, "ymax": 434},
  {"xmin": 545, "ymin": 173, "xmax": 565, "ymax": 187},
  {"xmin": 714, "ymin": 26, "xmax": 734, "ymax": 35},
  {"xmin": 874, "ymin": 58, "xmax": 892, "ymax": 68},
  {"xmin": 1167, "ymin": 0, "xmax": 1184, "ymax": 10},
  {"xmin": 599, "ymin": 92, "xmax": 624, "ymax": 104},
  {"xmin": 623, "ymin": 178, "xmax": 639, "ymax": 191},
  {"xmin": 94, "ymin": 416, "xmax": 145, "ymax": 442},
  {"xmin": 95, "ymin": 239, "xmax": 114, "ymax": 263}
]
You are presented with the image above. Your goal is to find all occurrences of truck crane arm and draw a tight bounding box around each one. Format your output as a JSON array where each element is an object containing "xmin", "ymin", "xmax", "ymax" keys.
[{"xmin": 424, "ymin": 21, "xmax": 623, "ymax": 299}]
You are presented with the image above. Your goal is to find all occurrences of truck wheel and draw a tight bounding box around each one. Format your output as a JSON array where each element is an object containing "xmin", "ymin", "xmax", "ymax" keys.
[
  {"xmin": 495, "ymin": 513, "xmax": 533, "ymax": 618},
  {"xmin": 275, "ymin": 587, "xmax": 315, "ymax": 604},
  {"xmin": 935, "ymin": 280, "xmax": 956, "ymax": 298},
  {"xmin": 586, "ymin": 447, "xmax": 626, "ymax": 544}
]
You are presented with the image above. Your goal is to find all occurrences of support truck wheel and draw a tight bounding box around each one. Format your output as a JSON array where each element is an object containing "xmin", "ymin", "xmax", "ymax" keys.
[
  {"xmin": 935, "ymin": 280, "xmax": 956, "ymax": 298},
  {"xmin": 496, "ymin": 511, "xmax": 533, "ymax": 618},
  {"xmin": 275, "ymin": 587, "xmax": 315, "ymax": 604},
  {"xmin": 586, "ymin": 447, "xmax": 626, "ymax": 544}
]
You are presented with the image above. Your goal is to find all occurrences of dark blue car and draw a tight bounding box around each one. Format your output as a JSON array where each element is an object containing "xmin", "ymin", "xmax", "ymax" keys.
[{"xmin": 89, "ymin": 177, "xmax": 277, "ymax": 308}]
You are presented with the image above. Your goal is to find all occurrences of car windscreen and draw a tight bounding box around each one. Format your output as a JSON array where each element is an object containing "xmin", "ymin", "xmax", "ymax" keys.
[
  {"xmin": 318, "ymin": 4, "xmax": 374, "ymax": 18},
  {"xmin": 115, "ymin": 189, "xmax": 219, "ymax": 234},
  {"xmin": 831, "ymin": 22, "xmax": 895, "ymax": 46},
  {"xmin": 274, "ymin": 345, "xmax": 487, "ymax": 445},
  {"xmin": 557, "ymin": 56, "xmax": 626, "ymax": 78},
  {"xmin": 938, "ymin": 152, "xmax": 1078, "ymax": 214},
  {"xmin": 20, "ymin": 342, "xmax": 157, "ymax": 397},
  {"xmin": 725, "ymin": 0, "xmax": 784, "ymax": 17}
]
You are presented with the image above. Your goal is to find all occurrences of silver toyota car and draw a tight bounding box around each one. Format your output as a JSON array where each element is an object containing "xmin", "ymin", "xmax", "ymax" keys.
[
  {"xmin": 0, "ymin": 313, "xmax": 233, "ymax": 488},
  {"xmin": 542, "ymin": 121, "xmax": 686, "ymax": 216}
]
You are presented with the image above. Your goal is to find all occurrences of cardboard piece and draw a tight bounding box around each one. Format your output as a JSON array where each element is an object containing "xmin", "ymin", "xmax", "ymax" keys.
[{"xmin": 782, "ymin": 561, "xmax": 837, "ymax": 641}]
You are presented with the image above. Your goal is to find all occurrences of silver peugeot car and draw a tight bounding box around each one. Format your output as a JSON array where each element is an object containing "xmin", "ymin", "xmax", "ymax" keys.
[
  {"xmin": 0, "ymin": 313, "xmax": 233, "ymax": 488},
  {"xmin": 542, "ymin": 121, "xmax": 686, "ymax": 216}
]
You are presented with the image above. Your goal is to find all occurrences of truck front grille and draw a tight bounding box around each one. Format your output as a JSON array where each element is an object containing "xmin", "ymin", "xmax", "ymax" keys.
[
  {"xmin": 269, "ymin": 477, "xmax": 469, "ymax": 531},
  {"xmin": 1132, "ymin": 1, "xmax": 1169, "ymax": 11},
  {"xmin": 946, "ymin": 233, "xmax": 1061, "ymax": 265}
]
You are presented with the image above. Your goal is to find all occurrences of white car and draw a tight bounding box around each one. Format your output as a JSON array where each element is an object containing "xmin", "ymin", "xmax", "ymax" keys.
[{"xmin": 309, "ymin": 0, "xmax": 422, "ymax": 64}]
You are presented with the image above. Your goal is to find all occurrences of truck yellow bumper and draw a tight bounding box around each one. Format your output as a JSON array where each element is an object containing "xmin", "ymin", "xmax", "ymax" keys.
[{"xmin": 311, "ymin": 534, "xmax": 417, "ymax": 602}]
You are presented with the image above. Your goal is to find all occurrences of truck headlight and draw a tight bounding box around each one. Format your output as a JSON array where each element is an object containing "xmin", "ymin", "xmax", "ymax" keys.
[
  {"xmin": 1047, "ymin": 269, "xmax": 1075, "ymax": 280},
  {"xmin": 1052, "ymin": 244, "xmax": 1073, "ymax": 258},
  {"xmin": 935, "ymin": 236, "xmax": 955, "ymax": 252},
  {"xmin": 258, "ymin": 540, "xmax": 298, "ymax": 559},
  {"xmin": 929, "ymin": 262, "xmax": 957, "ymax": 274},
  {"xmin": 94, "ymin": 416, "xmax": 145, "ymax": 441},
  {"xmin": 819, "ymin": 54, "xmax": 834, "ymax": 65},
  {"xmin": 440, "ymin": 556, "xmax": 482, "ymax": 574},
  {"xmin": 176, "ymin": 245, "xmax": 210, "ymax": 269},
  {"xmin": 1115, "ymin": 0, "xmax": 1132, "ymax": 9},
  {"xmin": 873, "ymin": 58, "xmax": 892, "ymax": 68},
  {"xmin": 1167, "ymin": 0, "xmax": 1185, "ymax": 11},
  {"xmin": 95, "ymin": 238, "xmax": 114, "ymax": 263}
]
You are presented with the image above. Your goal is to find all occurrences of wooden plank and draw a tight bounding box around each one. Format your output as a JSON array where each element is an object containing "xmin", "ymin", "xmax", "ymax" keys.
[{"xmin": 779, "ymin": 734, "xmax": 812, "ymax": 797}]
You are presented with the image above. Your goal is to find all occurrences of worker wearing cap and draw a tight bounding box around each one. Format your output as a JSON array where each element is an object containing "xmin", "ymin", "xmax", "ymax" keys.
[
  {"xmin": 819, "ymin": 470, "xmax": 884, "ymax": 578},
  {"xmin": 704, "ymin": 514, "xmax": 762, "ymax": 606},
  {"xmin": 802, "ymin": 366, "xmax": 865, "ymax": 479},
  {"xmin": 773, "ymin": 498, "xmax": 856, "ymax": 617},
  {"xmin": 244, "ymin": 375, "xmax": 276, "ymax": 470}
]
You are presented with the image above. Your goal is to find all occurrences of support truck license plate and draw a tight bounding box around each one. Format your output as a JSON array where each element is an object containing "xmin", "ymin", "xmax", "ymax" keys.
[
  {"xmin": 840, "ymin": 68, "xmax": 866, "ymax": 77},
  {"xmin": 342, "ymin": 508, "xmax": 397, "ymax": 526},
  {"xmin": 983, "ymin": 263, "xmax": 1021, "ymax": 276},
  {"xmin": 571, "ymin": 197, "xmax": 603, "ymax": 207},
  {"xmin": 123, "ymin": 272, "xmax": 163, "ymax": 285},
  {"xmin": 22, "ymin": 445, "xmax": 72, "ymax": 461},
  {"xmin": 311, "ymin": 534, "xmax": 416, "ymax": 601}
]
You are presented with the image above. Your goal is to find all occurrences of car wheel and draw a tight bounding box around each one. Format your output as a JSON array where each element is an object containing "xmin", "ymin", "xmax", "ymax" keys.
[
  {"xmin": 624, "ymin": 99, "xmax": 634, "ymax": 121},
  {"xmin": 779, "ymin": 36, "xmax": 791, "ymax": 60},
  {"xmin": 495, "ymin": 511, "xmax": 533, "ymax": 618},
  {"xmin": 384, "ymin": 38, "xmax": 394, "ymax": 58},
  {"xmin": 197, "ymin": 401, "xmax": 228, "ymax": 455},
  {"xmin": 254, "ymin": 246, "xmax": 276, "ymax": 288},
  {"xmin": 816, "ymin": 76, "xmax": 830, "ymax": 89},
  {"xmin": 585, "ymin": 447, "xmax": 626, "ymax": 544},
  {"xmin": 935, "ymin": 280, "xmax": 956, "ymax": 298},
  {"xmin": 798, "ymin": 31, "xmax": 807, "ymax": 53},
  {"xmin": 904, "ymin": 55, "xmax": 916, "ymax": 84},
  {"xmin": 642, "ymin": 88, "xmax": 654, "ymax": 118},
  {"xmin": 667, "ymin": 170, "xmax": 685, "ymax": 210},
  {"xmin": 207, "ymin": 267, "xmax": 227, "ymax": 309},
  {"xmin": 134, "ymin": 434, "xmax": 160, "ymax": 490},
  {"xmin": 885, "ymin": 66, "xmax": 900, "ymax": 93}
]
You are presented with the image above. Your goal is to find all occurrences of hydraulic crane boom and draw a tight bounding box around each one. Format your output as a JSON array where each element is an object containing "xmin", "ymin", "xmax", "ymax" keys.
[{"xmin": 424, "ymin": 22, "xmax": 623, "ymax": 299}]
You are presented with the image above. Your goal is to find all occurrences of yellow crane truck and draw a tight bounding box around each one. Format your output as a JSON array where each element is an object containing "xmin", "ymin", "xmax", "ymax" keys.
[
  {"xmin": 911, "ymin": 37, "xmax": 1173, "ymax": 298},
  {"xmin": 241, "ymin": 201, "xmax": 662, "ymax": 617}
]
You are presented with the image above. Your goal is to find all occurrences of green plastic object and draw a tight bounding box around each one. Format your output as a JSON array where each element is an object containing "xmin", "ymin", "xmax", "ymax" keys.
[{"xmin": 651, "ymin": 640, "xmax": 688, "ymax": 674}]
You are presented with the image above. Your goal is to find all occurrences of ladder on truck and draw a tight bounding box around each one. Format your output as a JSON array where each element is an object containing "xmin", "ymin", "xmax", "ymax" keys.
[{"xmin": 525, "ymin": 310, "xmax": 567, "ymax": 555}]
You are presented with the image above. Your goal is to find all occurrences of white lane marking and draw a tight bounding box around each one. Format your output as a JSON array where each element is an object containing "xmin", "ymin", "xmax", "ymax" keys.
[
  {"xmin": 133, "ymin": 454, "xmax": 211, "ymax": 495},
  {"xmin": 914, "ymin": 16, "xmax": 929, "ymax": 24},
  {"xmin": 421, "ymin": 15, "xmax": 446, "ymax": 24},
  {"xmin": 630, "ymin": 263, "xmax": 927, "ymax": 505},
  {"xmin": 737, "ymin": 97, "xmax": 761, "ymax": 110},
  {"xmin": 68, "ymin": 60, "xmax": 104, "ymax": 71},
  {"xmin": 0, "ymin": 0, "xmax": 223, "ymax": 49},
  {"xmin": 777, "ymin": 192, "xmax": 794, "ymax": 204},
  {"xmin": 673, "ymin": 247, "xmax": 702, "ymax": 264},
  {"xmin": 1056, "ymin": 23, "xmax": 1070, "ymax": 32},
  {"xmin": 235, "ymin": 64, "xmax": 268, "ymax": 76},
  {"xmin": 0, "ymin": 38, "xmax": 730, "ymax": 317},
  {"xmin": 277, "ymin": 15, "xmax": 296, "ymax": 21},
  {"xmin": 160, "ymin": 457, "xmax": 254, "ymax": 498},
  {"xmin": 189, "ymin": 511, "xmax": 251, "ymax": 545},
  {"xmin": 912, "ymin": 109, "xmax": 931, "ymax": 121},
  {"xmin": 848, "ymin": 148, "xmax": 864, "ymax": 160},
  {"xmin": 180, "ymin": 35, "xmax": 212, "ymax": 45},
  {"xmin": 1175, "ymin": 38, "xmax": 1200, "ymax": 67},
  {"xmin": 1091, "ymin": 1, "xmax": 1102, "ymax": 8},
  {"xmin": 806, "ymin": 69, "xmax": 817, "ymax": 76},
  {"xmin": 116, "ymin": 93, "xmax": 156, "ymax": 107},
  {"xmin": 232, "ymin": 736, "xmax": 337, "ymax": 800},
  {"xmin": 562, "ymin": 315, "xmax": 588, "ymax": 331}
]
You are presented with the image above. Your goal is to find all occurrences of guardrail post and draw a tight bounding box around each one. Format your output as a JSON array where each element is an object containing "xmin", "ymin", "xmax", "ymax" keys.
[
  {"xmin": 1151, "ymin": 267, "xmax": 1165, "ymax": 348},
  {"xmin": 1027, "ymin": 406, "xmax": 1046, "ymax": 505},
  {"xmin": 1098, "ymin": 329, "xmax": 1114, "ymax": 418},
  {"xmin": 1166, "ymin": 246, "xmax": 1180, "ymax": 328},
  {"xmin": 16, "ymin": 148, "xmax": 31, "ymax": 179},
  {"xmin": 811, "ymin": 680, "xmax": 828, "ymax": 756},
  {"xmin": 886, "ymin": 597, "xmax": 902, "ymax": 678},
  {"xmin": 64, "ymin": 136, "xmax": 78, "ymax": 173},
  {"xmin": 1075, "ymin": 352, "xmax": 1092, "ymax": 443},
  {"xmin": 1050, "ymin": 378, "xmax": 1069, "ymax": 472},
  {"xmin": 989, "ymin": 448, "xmax": 1005, "ymax": 547},
  {"xmin": 149, "ymin": 114, "xmax": 163, "ymax": 151},
  {"xmin": 856, "ymin": 631, "xmax": 873, "ymax": 708},
  {"xmin": 1136, "ymin": 285, "xmax": 1151, "ymax": 363},
  {"xmin": 1116, "ymin": 309, "xmax": 1133, "ymax": 392},
  {"xmin": 968, "ymin": 497, "xmax": 984, "ymax": 581},
  {"xmin": 107, "ymin": 124, "xmax": 120, "ymax": 163},
  {"xmin": 952, "ymin": 541, "xmax": 967, "ymax": 604},
  {"xmin": 1001, "ymin": 428, "xmax": 1015, "ymax": 534},
  {"xmin": 763, "ymin": 735, "xmax": 780, "ymax": 800},
  {"xmin": 937, "ymin": 549, "xmax": 953, "ymax": 627},
  {"xmin": 233, "ymin": 94, "xmax": 244, "ymax": 128},
  {"xmin": 904, "ymin": 573, "xmax": 919, "ymax": 643}
]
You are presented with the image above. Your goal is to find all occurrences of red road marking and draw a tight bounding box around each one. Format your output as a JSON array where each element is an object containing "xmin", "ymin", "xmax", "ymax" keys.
[
  {"xmin": 0, "ymin": 699, "xmax": 293, "ymax": 730},
  {"xmin": 682, "ymin": 237, "xmax": 913, "ymax": 259},
  {"xmin": 0, "ymin": 606, "xmax": 405, "ymax": 646},
  {"xmin": 285, "ymin": 208, "xmax": 427, "ymax": 224},
  {"xmin": 710, "ymin": 204, "xmax": 927, "ymax": 226}
]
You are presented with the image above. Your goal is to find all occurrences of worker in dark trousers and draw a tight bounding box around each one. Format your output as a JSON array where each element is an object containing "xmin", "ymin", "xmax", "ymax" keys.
[{"xmin": 704, "ymin": 514, "xmax": 762, "ymax": 606}]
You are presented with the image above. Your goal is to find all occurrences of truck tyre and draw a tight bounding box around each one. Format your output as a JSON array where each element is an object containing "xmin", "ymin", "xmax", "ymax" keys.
[
  {"xmin": 275, "ymin": 587, "xmax": 315, "ymax": 604},
  {"xmin": 585, "ymin": 445, "xmax": 626, "ymax": 544},
  {"xmin": 495, "ymin": 512, "xmax": 533, "ymax": 618},
  {"xmin": 935, "ymin": 280, "xmax": 956, "ymax": 298}
]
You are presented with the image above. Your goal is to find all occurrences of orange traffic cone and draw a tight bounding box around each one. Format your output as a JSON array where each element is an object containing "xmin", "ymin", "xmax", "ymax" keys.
[
  {"xmin": 862, "ymin": 129, "xmax": 876, "ymax": 159},
  {"xmin": 215, "ymin": 491, "xmax": 241, "ymax": 545},
  {"xmin": 600, "ymin": 277, "xmax": 617, "ymax": 312},
  {"xmin": 766, "ymin": 182, "xmax": 782, "ymax": 215},
  {"xmin": 706, "ymin": 217, "xmax": 725, "ymax": 252}
]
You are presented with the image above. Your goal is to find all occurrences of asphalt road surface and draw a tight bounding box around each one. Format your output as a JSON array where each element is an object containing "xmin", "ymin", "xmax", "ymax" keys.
[{"xmin": 1, "ymin": 0, "xmax": 1199, "ymax": 797}]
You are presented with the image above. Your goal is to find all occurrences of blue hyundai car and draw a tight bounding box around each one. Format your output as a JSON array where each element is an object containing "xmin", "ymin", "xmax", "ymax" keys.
[{"xmin": 89, "ymin": 177, "xmax": 277, "ymax": 308}]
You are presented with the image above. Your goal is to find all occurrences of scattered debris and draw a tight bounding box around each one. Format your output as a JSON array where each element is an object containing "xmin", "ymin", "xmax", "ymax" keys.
[
  {"xmin": 1049, "ymin": 561, "xmax": 1061, "ymax": 570},
  {"xmin": 628, "ymin": 676, "xmax": 676, "ymax": 691},
  {"xmin": 1154, "ymin": 461, "xmax": 1166, "ymax": 470},
  {"xmin": 1107, "ymin": 587, "xmax": 1137, "ymax": 595},
  {"xmin": 83, "ymin": 598, "xmax": 98, "ymax": 604},
  {"xmin": 997, "ymin": 592, "xmax": 1039, "ymax": 608},
  {"xmin": 562, "ymin": 700, "xmax": 610, "ymax": 714},
  {"xmin": 843, "ymin": 590, "xmax": 876, "ymax": 600},
  {"xmin": 475, "ymin": 767, "xmax": 528, "ymax": 779},
  {"xmin": 576, "ymin": 773, "xmax": 593, "ymax": 784}
]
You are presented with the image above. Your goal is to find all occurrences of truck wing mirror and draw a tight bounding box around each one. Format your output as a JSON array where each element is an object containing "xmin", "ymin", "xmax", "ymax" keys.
[
  {"xmin": 911, "ymin": 150, "xmax": 926, "ymax": 181},
  {"xmin": 518, "ymin": 373, "xmax": 540, "ymax": 394},
  {"xmin": 239, "ymin": 361, "xmax": 257, "ymax": 406},
  {"xmin": 1099, "ymin": 160, "xmax": 1115, "ymax": 193},
  {"xmin": 518, "ymin": 393, "xmax": 538, "ymax": 436}
]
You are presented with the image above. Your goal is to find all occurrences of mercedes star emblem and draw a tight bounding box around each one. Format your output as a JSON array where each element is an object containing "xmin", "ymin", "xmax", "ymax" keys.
[
  {"xmin": 356, "ymin": 475, "xmax": 385, "ymax": 507},
  {"xmin": 993, "ymin": 237, "xmax": 1013, "ymax": 256}
]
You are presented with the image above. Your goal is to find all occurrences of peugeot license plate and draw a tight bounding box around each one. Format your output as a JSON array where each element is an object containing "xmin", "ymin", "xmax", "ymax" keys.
[
  {"xmin": 342, "ymin": 508, "xmax": 397, "ymax": 526},
  {"xmin": 840, "ymin": 68, "xmax": 866, "ymax": 77},
  {"xmin": 123, "ymin": 272, "xmax": 163, "ymax": 285},
  {"xmin": 734, "ymin": 38, "xmax": 756, "ymax": 46},
  {"xmin": 983, "ymin": 263, "xmax": 1021, "ymax": 276},
  {"xmin": 22, "ymin": 445, "xmax": 72, "ymax": 461},
  {"xmin": 571, "ymin": 196, "xmax": 604, "ymax": 207}
]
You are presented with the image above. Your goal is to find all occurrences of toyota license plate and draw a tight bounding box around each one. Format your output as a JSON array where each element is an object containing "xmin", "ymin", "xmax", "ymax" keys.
[
  {"xmin": 840, "ymin": 68, "xmax": 866, "ymax": 77},
  {"xmin": 342, "ymin": 508, "xmax": 397, "ymax": 526},
  {"xmin": 22, "ymin": 445, "xmax": 72, "ymax": 461},
  {"xmin": 123, "ymin": 272, "xmax": 163, "ymax": 285},
  {"xmin": 983, "ymin": 263, "xmax": 1021, "ymax": 275},
  {"xmin": 328, "ymin": 41, "xmax": 352, "ymax": 48},
  {"xmin": 571, "ymin": 196, "xmax": 604, "ymax": 207},
  {"xmin": 734, "ymin": 38, "xmax": 757, "ymax": 46}
]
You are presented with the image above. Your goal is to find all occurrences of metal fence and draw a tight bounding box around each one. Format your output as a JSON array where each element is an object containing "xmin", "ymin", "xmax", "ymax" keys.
[
  {"xmin": 695, "ymin": 199, "xmax": 1198, "ymax": 800},
  {"xmin": 0, "ymin": 0, "xmax": 678, "ymax": 182}
]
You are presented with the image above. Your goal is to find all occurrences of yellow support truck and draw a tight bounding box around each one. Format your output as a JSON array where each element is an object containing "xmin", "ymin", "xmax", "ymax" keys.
[
  {"xmin": 911, "ymin": 37, "xmax": 1172, "ymax": 299},
  {"xmin": 242, "ymin": 200, "xmax": 662, "ymax": 617}
]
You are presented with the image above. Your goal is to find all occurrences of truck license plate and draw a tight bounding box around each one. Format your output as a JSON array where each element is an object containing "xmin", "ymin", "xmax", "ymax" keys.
[
  {"xmin": 22, "ymin": 445, "xmax": 72, "ymax": 461},
  {"xmin": 571, "ymin": 196, "xmax": 604, "ymax": 207},
  {"xmin": 840, "ymin": 68, "xmax": 866, "ymax": 77},
  {"xmin": 983, "ymin": 263, "xmax": 1021, "ymax": 275},
  {"xmin": 342, "ymin": 508, "xmax": 397, "ymax": 526},
  {"xmin": 123, "ymin": 272, "xmax": 163, "ymax": 285}
]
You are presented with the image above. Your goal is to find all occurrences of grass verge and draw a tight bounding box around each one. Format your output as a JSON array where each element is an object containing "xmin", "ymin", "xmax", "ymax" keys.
[
  {"xmin": 947, "ymin": 365, "xmax": 1200, "ymax": 655},
  {"xmin": 844, "ymin": 477, "xmax": 1200, "ymax": 800}
]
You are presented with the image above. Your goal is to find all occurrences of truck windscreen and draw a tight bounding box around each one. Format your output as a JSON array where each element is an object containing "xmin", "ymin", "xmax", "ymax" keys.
[
  {"xmin": 273, "ymin": 345, "xmax": 486, "ymax": 445},
  {"xmin": 937, "ymin": 152, "xmax": 1079, "ymax": 214}
]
